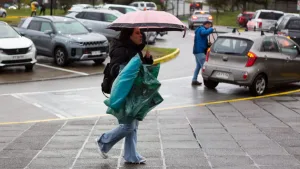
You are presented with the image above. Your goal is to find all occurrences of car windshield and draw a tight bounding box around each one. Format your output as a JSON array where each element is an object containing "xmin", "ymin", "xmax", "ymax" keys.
[
  {"xmin": 0, "ymin": 25, "xmax": 20, "ymax": 38},
  {"xmin": 212, "ymin": 37, "xmax": 253, "ymax": 55},
  {"xmin": 286, "ymin": 19, "xmax": 300, "ymax": 30},
  {"xmin": 258, "ymin": 12, "xmax": 283, "ymax": 20},
  {"xmin": 54, "ymin": 21, "xmax": 89, "ymax": 35}
]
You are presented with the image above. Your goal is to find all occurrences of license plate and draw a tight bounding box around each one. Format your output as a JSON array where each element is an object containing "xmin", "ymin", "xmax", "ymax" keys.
[
  {"xmin": 198, "ymin": 18, "xmax": 206, "ymax": 21},
  {"xmin": 12, "ymin": 55, "xmax": 24, "ymax": 59},
  {"xmin": 216, "ymin": 72, "xmax": 229, "ymax": 79},
  {"xmin": 91, "ymin": 51, "xmax": 101, "ymax": 55}
]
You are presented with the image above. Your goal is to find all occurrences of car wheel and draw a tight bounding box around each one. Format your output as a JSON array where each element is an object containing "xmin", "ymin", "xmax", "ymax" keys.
[
  {"xmin": 249, "ymin": 74, "xmax": 267, "ymax": 96},
  {"xmin": 25, "ymin": 64, "xmax": 34, "ymax": 72},
  {"xmin": 93, "ymin": 59, "xmax": 105, "ymax": 65},
  {"xmin": 54, "ymin": 47, "xmax": 69, "ymax": 66},
  {"xmin": 2, "ymin": 13, "xmax": 6, "ymax": 18},
  {"xmin": 204, "ymin": 79, "xmax": 219, "ymax": 89}
]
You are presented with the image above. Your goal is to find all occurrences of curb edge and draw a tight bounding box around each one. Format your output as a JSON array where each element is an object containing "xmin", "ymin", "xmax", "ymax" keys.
[{"xmin": 153, "ymin": 48, "xmax": 180, "ymax": 65}]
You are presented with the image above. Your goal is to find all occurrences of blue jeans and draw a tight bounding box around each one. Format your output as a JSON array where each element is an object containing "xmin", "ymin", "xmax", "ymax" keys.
[
  {"xmin": 192, "ymin": 53, "xmax": 206, "ymax": 81},
  {"xmin": 98, "ymin": 119, "xmax": 143, "ymax": 162}
]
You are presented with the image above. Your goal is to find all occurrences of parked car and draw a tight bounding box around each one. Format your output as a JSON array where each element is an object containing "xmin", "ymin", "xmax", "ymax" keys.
[
  {"xmin": 188, "ymin": 10, "xmax": 213, "ymax": 30},
  {"xmin": 0, "ymin": 8, "xmax": 7, "ymax": 18},
  {"xmin": 102, "ymin": 4, "xmax": 140, "ymax": 14},
  {"xmin": 237, "ymin": 11, "xmax": 255, "ymax": 27},
  {"xmin": 67, "ymin": 4, "xmax": 93, "ymax": 14},
  {"xmin": 0, "ymin": 21, "xmax": 37, "ymax": 71},
  {"xmin": 66, "ymin": 9, "xmax": 123, "ymax": 41},
  {"xmin": 66, "ymin": 9, "xmax": 158, "ymax": 44},
  {"xmin": 189, "ymin": 1, "xmax": 203, "ymax": 13},
  {"xmin": 15, "ymin": 16, "xmax": 109, "ymax": 66},
  {"xmin": 269, "ymin": 15, "xmax": 300, "ymax": 46},
  {"xmin": 246, "ymin": 9, "xmax": 284, "ymax": 31},
  {"xmin": 129, "ymin": 1, "xmax": 157, "ymax": 11},
  {"xmin": 202, "ymin": 31, "xmax": 300, "ymax": 96}
]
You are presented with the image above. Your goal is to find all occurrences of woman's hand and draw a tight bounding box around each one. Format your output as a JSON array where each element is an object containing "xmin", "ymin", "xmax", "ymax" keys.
[{"xmin": 145, "ymin": 51, "xmax": 151, "ymax": 58}]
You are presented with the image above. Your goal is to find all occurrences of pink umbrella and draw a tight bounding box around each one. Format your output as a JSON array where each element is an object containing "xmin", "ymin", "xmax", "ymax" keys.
[{"xmin": 107, "ymin": 10, "xmax": 187, "ymax": 37}]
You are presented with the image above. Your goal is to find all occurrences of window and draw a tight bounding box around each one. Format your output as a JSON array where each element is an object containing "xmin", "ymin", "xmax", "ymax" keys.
[
  {"xmin": 278, "ymin": 17, "xmax": 289, "ymax": 30},
  {"xmin": 261, "ymin": 37, "xmax": 279, "ymax": 52},
  {"xmin": 146, "ymin": 3, "xmax": 155, "ymax": 7},
  {"xmin": 140, "ymin": 3, "xmax": 145, "ymax": 7},
  {"xmin": 212, "ymin": 37, "xmax": 253, "ymax": 55},
  {"xmin": 75, "ymin": 12, "xmax": 85, "ymax": 19},
  {"xmin": 286, "ymin": 19, "xmax": 300, "ymax": 30},
  {"xmin": 276, "ymin": 36, "xmax": 299, "ymax": 57},
  {"xmin": 84, "ymin": 12, "xmax": 102, "ymax": 21},
  {"xmin": 54, "ymin": 21, "xmax": 89, "ymax": 35},
  {"xmin": 132, "ymin": 3, "xmax": 138, "ymax": 7},
  {"xmin": 126, "ymin": 8, "xmax": 136, "ymax": 13},
  {"xmin": 28, "ymin": 21, "xmax": 41, "ymax": 31},
  {"xmin": 40, "ymin": 22, "xmax": 53, "ymax": 32},
  {"xmin": 109, "ymin": 7, "xmax": 126, "ymax": 14},
  {"xmin": 104, "ymin": 14, "xmax": 117, "ymax": 22},
  {"xmin": 258, "ymin": 12, "xmax": 283, "ymax": 20}
]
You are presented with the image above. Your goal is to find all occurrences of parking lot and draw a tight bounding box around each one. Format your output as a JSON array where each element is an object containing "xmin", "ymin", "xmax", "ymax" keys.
[{"xmin": 0, "ymin": 56, "xmax": 106, "ymax": 84}]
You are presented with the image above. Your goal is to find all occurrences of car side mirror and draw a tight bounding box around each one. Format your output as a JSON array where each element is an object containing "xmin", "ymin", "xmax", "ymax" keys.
[
  {"xmin": 270, "ymin": 26, "xmax": 275, "ymax": 32},
  {"xmin": 44, "ymin": 30, "xmax": 53, "ymax": 35},
  {"xmin": 20, "ymin": 32, "xmax": 26, "ymax": 36},
  {"xmin": 88, "ymin": 28, "xmax": 93, "ymax": 32}
]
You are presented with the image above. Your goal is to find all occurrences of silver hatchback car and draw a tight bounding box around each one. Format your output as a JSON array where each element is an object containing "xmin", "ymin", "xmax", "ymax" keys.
[{"xmin": 202, "ymin": 31, "xmax": 300, "ymax": 96}]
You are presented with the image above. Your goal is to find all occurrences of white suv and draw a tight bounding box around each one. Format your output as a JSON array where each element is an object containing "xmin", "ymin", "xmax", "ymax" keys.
[
  {"xmin": 130, "ymin": 1, "xmax": 157, "ymax": 11},
  {"xmin": 247, "ymin": 9, "xmax": 284, "ymax": 31},
  {"xmin": 0, "ymin": 22, "xmax": 37, "ymax": 71}
]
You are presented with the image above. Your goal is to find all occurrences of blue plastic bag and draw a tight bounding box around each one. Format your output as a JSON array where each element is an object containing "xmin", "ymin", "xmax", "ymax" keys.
[{"xmin": 104, "ymin": 55, "xmax": 142, "ymax": 110}]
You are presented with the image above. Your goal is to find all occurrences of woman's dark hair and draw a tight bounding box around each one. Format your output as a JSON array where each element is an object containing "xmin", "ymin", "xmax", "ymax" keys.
[{"xmin": 119, "ymin": 28, "xmax": 134, "ymax": 42}]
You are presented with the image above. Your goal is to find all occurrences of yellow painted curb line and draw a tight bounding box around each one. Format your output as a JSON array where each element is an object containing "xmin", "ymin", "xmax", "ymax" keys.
[
  {"xmin": 6, "ymin": 16, "xmax": 28, "ymax": 19},
  {"xmin": 0, "ymin": 88, "xmax": 299, "ymax": 126},
  {"xmin": 153, "ymin": 48, "xmax": 180, "ymax": 64}
]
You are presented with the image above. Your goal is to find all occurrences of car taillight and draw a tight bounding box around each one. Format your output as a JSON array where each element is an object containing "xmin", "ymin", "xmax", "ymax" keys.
[
  {"xmin": 246, "ymin": 51, "xmax": 257, "ymax": 67},
  {"xmin": 257, "ymin": 18, "xmax": 262, "ymax": 28},
  {"xmin": 243, "ymin": 72, "xmax": 248, "ymax": 79},
  {"xmin": 192, "ymin": 15, "xmax": 197, "ymax": 20},
  {"xmin": 205, "ymin": 48, "xmax": 211, "ymax": 62}
]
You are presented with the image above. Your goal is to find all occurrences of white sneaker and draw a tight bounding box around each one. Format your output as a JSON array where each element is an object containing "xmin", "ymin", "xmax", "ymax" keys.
[
  {"xmin": 95, "ymin": 138, "xmax": 108, "ymax": 159},
  {"xmin": 124, "ymin": 157, "xmax": 147, "ymax": 164}
]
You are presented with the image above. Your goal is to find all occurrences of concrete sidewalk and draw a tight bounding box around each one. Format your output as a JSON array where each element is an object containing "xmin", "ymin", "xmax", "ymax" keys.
[{"xmin": 1, "ymin": 93, "xmax": 300, "ymax": 169}]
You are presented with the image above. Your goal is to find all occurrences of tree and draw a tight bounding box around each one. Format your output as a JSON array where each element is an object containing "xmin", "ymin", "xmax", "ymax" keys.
[{"xmin": 206, "ymin": 0, "xmax": 227, "ymax": 25}]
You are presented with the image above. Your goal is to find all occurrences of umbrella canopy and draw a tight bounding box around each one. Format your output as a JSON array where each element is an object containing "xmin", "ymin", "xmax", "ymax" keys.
[{"xmin": 107, "ymin": 10, "xmax": 186, "ymax": 37}]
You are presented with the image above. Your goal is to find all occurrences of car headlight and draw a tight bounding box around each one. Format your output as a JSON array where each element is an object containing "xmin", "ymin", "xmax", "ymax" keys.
[
  {"xmin": 103, "ymin": 40, "xmax": 109, "ymax": 46},
  {"xmin": 28, "ymin": 45, "xmax": 33, "ymax": 51}
]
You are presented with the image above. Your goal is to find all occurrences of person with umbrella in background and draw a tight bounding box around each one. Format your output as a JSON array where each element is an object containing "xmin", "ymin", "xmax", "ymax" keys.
[
  {"xmin": 30, "ymin": 1, "xmax": 38, "ymax": 16},
  {"xmin": 95, "ymin": 10, "xmax": 186, "ymax": 164}
]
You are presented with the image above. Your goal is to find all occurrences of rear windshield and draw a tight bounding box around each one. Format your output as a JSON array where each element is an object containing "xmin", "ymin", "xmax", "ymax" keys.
[
  {"xmin": 286, "ymin": 19, "xmax": 300, "ymax": 30},
  {"xmin": 211, "ymin": 37, "xmax": 254, "ymax": 55},
  {"xmin": 258, "ymin": 12, "xmax": 283, "ymax": 20},
  {"xmin": 195, "ymin": 11, "xmax": 210, "ymax": 15}
]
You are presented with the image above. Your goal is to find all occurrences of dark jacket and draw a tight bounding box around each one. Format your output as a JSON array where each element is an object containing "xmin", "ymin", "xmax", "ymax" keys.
[
  {"xmin": 193, "ymin": 26, "xmax": 213, "ymax": 54},
  {"xmin": 109, "ymin": 38, "xmax": 153, "ymax": 66}
]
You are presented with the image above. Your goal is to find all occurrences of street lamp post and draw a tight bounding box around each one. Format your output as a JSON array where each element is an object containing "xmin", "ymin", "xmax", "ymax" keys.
[{"xmin": 50, "ymin": 0, "xmax": 53, "ymax": 15}]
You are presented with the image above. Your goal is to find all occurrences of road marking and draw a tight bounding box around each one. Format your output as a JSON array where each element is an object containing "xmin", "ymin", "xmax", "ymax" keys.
[
  {"xmin": 36, "ymin": 63, "xmax": 89, "ymax": 76},
  {"xmin": 0, "ymin": 88, "xmax": 299, "ymax": 126}
]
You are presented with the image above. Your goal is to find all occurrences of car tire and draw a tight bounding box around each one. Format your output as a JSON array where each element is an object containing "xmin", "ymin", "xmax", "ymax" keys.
[
  {"xmin": 25, "ymin": 64, "xmax": 34, "ymax": 72},
  {"xmin": 54, "ymin": 47, "xmax": 69, "ymax": 67},
  {"xmin": 2, "ymin": 13, "xmax": 6, "ymax": 18},
  {"xmin": 249, "ymin": 74, "xmax": 267, "ymax": 96},
  {"xmin": 93, "ymin": 59, "xmax": 105, "ymax": 65},
  {"xmin": 204, "ymin": 79, "xmax": 219, "ymax": 89}
]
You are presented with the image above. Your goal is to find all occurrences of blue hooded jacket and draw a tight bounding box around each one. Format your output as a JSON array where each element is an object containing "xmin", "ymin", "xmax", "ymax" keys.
[{"xmin": 193, "ymin": 26, "xmax": 214, "ymax": 54}]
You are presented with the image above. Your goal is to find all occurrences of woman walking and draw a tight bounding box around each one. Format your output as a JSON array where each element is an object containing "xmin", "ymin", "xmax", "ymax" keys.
[{"xmin": 95, "ymin": 27, "xmax": 153, "ymax": 164}]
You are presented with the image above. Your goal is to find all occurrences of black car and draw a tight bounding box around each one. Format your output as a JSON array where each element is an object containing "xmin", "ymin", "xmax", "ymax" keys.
[{"xmin": 271, "ymin": 15, "xmax": 300, "ymax": 45}]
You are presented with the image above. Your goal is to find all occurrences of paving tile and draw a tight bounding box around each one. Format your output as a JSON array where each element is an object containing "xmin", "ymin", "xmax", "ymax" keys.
[
  {"xmin": 204, "ymin": 148, "xmax": 246, "ymax": 156},
  {"xmin": 209, "ymin": 156, "xmax": 254, "ymax": 168},
  {"xmin": 162, "ymin": 141, "xmax": 199, "ymax": 149},
  {"xmin": 252, "ymin": 155, "xmax": 300, "ymax": 166}
]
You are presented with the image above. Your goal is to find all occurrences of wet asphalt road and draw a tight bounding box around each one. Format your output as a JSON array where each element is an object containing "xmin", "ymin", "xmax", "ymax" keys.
[{"xmin": 0, "ymin": 29, "xmax": 299, "ymax": 123}]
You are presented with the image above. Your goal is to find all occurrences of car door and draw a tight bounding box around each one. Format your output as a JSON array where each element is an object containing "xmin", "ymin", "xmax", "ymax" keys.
[
  {"xmin": 26, "ymin": 20, "xmax": 42, "ymax": 51},
  {"xmin": 260, "ymin": 36, "xmax": 285, "ymax": 84},
  {"xmin": 275, "ymin": 36, "xmax": 300, "ymax": 82},
  {"xmin": 37, "ymin": 21, "xmax": 55, "ymax": 56},
  {"xmin": 99, "ymin": 13, "xmax": 119, "ymax": 39}
]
